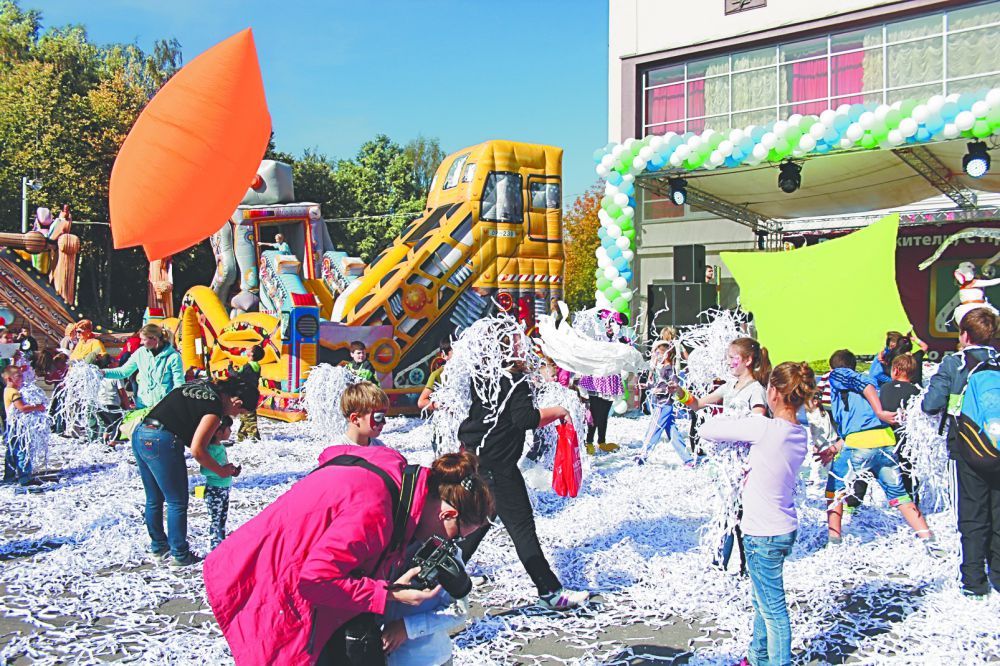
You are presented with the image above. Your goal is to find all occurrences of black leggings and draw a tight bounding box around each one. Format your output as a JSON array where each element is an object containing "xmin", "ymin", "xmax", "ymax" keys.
[
  {"xmin": 586, "ymin": 395, "xmax": 612, "ymax": 444},
  {"xmin": 460, "ymin": 463, "xmax": 562, "ymax": 596}
]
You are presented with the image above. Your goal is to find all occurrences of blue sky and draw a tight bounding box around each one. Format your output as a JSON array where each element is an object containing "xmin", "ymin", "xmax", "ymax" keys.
[{"xmin": 33, "ymin": 0, "xmax": 608, "ymax": 203}]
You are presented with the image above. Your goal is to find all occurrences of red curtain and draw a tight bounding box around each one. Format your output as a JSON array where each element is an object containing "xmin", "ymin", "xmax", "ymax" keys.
[
  {"xmin": 831, "ymin": 51, "xmax": 866, "ymax": 105},
  {"xmin": 647, "ymin": 83, "xmax": 685, "ymax": 128},
  {"xmin": 791, "ymin": 58, "xmax": 828, "ymax": 114}
]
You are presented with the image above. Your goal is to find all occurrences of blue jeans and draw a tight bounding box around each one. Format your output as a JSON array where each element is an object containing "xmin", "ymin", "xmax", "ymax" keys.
[
  {"xmin": 132, "ymin": 423, "xmax": 191, "ymax": 558},
  {"xmin": 825, "ymin": 446, "xmax": 911, "ymax": 506},
  {"xmin": 640, "ymin": 403, "xmax": 691, "ymax": 464},
  {"xmin": 3, "ymin": 429, "xmax": 32, "ymax": 484},
  {"xmin": 743, "ymin": 530, "xmax": 796, "ymax": 666}
]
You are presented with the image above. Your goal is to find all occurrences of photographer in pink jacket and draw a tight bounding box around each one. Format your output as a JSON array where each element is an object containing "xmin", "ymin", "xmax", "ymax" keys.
[{"xmin": 203, "ymin": 446, "xmax": 493, "ymax": 665}]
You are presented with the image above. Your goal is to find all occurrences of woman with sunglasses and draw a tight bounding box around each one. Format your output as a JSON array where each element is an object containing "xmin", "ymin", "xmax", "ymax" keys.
[{"xmin": 204, "ymin": 446, "xmax": 494, "ymax": 666}]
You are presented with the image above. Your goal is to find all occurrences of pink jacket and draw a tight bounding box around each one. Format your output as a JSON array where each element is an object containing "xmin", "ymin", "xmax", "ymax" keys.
[{"xmin": 203, "ymin": 445, "xmax": 430, "ymax": 666}]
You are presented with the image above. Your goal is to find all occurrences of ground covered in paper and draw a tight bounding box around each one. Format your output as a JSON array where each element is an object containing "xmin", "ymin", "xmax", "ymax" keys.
[{"xmin": 1, "ymin": 414, "xmax": 997, "ymax": 665}]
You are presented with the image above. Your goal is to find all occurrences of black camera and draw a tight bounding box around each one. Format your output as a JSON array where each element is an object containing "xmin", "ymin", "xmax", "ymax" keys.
[{"xmin": 406, "ymin": 536, "xmax": 472, "ymax": 599}]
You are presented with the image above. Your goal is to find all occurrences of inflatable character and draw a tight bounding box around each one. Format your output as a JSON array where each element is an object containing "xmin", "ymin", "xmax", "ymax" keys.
[
  {"xmin": 953, "ymin": 261, "xmax": 1000, "ymax": 325},
  {"xmin": 148, "ymin": 256, "xmax": 175, "ymax": 318}
]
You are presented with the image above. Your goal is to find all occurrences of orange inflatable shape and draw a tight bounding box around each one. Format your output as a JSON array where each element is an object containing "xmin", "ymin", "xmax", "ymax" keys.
[{"xmin": 110, "ymin": 29, "xmax": 271, "ymax": 260}]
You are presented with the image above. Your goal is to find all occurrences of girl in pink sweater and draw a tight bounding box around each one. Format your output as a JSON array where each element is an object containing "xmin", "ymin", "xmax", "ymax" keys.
[{"xmin": 698, "ymin": 362, "xmax": 815, "ymax": 666}]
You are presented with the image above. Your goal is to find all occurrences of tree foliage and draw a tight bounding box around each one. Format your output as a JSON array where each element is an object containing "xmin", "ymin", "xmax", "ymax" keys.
[
  {"xmin": 0, "ymin": 1, "xmax": 446, "ymax": 327},
  {"xmin": 562, "ymin": 185, "xmax": 602, "ymax": 312}
]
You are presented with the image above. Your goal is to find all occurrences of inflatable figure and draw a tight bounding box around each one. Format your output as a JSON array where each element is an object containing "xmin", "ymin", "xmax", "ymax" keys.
[
  {"xmin": 148, "ymin": 256, "xmax": 175, "ymax": 318},
  {"xmin": 952, "ymin": 261, "xmax": 1000, "ymax": 325}
]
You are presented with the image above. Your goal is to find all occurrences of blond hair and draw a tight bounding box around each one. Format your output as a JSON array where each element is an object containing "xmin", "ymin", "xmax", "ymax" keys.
[{"xmin": 340, "ymin": 381, "xmax": 389, "ymax": 417}]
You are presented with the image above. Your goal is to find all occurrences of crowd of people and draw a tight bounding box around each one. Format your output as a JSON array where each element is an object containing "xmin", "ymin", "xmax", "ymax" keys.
[{"xmin": 3, "ymin": 301, "xmax": 999, "ymax": 666}]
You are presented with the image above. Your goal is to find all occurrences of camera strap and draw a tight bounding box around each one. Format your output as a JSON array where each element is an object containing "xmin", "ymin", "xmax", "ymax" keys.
[{"xmin": 311, "ymin": 454, "xmax": 421, "ymax": 575}]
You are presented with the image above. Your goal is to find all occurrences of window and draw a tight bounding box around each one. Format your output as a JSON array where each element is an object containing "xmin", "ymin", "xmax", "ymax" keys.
[
  {"xmin": 640, "ymin": 2, "xmax": 1000, "ymax": 135},
  {"xmin": 530, "ymin": 181, "xmax": 561, "ymax": 209},
  {"xmin": 480, "ymin": 172, "xmax": 523, "ymax": 223},
  {"xmin": 461, "ymin": 163, "xmax": 476, "ymax": 183},
  {"xmin": 443, "ymin": 154, "xmax": 469, "ymax": 190}
]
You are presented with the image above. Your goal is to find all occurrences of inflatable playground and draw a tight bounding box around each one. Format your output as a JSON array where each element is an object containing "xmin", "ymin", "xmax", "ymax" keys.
[{"xmin": 161, "ymin": 140, "xmax": 565, "ymax": 421}]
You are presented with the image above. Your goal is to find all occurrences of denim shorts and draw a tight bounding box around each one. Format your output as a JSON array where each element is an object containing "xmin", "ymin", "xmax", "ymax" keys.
[{"xmin": 826, "ymin": 445, "xmax": 912, "ymax": 506}]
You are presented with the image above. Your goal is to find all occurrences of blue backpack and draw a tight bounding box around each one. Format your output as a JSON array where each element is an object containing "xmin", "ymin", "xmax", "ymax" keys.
[{"xmin": 953, "ymin": 362, "xmax": 1000, "ymax": 474}]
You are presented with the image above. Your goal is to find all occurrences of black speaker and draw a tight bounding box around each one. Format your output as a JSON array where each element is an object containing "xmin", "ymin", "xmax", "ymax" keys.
[
  {"xmin": 647, "ymin": 282, "xmax": 718, "ymax": 334},
  {"xmin": 673, "ymin": 244, "xmax": 706, "ymax": 283}
]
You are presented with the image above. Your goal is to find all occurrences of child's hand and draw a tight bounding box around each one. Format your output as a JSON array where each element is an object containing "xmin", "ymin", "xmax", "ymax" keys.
[
  {"xmin": 815, "ymin": 441, "xmax": 842, "ymax": 466},
  {"xmin": 219, "ymin": 463, "xmax": 240, "ymax": 478},
  {"xmin": 232, "ymin": 465, "xmax": 242, "ymax": 478},
  {"xmin": 666, "ymin": 382, "xmax": 679, "ymax": 395},
  {"xmin": 878, "ymin": 410, "xmax": 898, "ymax": 426},
  {"xmin": 381, "ymin": 619, "xmax": 408, "ymax": 654}
]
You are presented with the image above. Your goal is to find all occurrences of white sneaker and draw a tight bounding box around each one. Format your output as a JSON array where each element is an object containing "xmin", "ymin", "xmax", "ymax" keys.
[{"xmin": 538, "ymin": 588, "xmax": 590, "ymax": 611}]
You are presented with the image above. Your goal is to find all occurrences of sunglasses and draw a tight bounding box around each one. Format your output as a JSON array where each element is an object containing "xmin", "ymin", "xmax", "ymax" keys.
[{"xmin": 370, "ymin": 411, "xmax": 386, "ymax": 427}]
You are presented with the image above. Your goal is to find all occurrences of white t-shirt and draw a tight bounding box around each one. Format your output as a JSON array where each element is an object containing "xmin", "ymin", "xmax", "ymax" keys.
[
  {"xmin": 717, "ymin": 378, "xmax": 767, "ymax": 415},
  {"xmin": 98, "ymin": 378, "xmax": 124, "ymax": 408},
  {"xmin": 699, "ymin": 414, "xmax": 808, "ymax": 537}
]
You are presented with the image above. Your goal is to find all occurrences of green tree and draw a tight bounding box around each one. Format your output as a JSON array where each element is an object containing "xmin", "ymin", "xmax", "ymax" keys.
[
  {"xmin": 562, "ymin": 185, "xmax": 602, "ymax": 312},
  {"xmin": 404, "ymin": 135, "xmax": 446, "ymax": 195}
]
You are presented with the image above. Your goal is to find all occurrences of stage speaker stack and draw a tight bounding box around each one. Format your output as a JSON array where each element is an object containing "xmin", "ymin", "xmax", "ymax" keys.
[{"xmin": 673, "ymin": 244, "xmax": 706, "ymax": 283}]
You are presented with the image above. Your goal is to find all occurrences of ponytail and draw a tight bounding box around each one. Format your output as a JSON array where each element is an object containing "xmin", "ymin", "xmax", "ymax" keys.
[
  {"xmin": 429, "ymin": 451, "xmax": 494, "ymax": 527},
  {"xmin": 731, "ymin": 337, "xmax": 772, "ymax": 386},
  {"xmin": 769, "ymin": 361, "xmax": 817, "ymax": 410},
  {"xmin": 140, "ymin": 323, "xmax": 172, "ymax": 347}
]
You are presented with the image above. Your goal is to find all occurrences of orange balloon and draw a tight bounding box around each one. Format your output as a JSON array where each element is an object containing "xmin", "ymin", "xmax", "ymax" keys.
[{"xmin": 110, "ymin": 28, "xmax": 271, "ymax": 260}]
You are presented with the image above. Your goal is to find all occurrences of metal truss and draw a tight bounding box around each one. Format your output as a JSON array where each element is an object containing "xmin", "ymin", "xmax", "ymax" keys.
[
  {"xmin": 636, "ymin": 175, "xmax": 782, "ymax": 235},
  {"xmin": 892, "ymin": 145, "xmax": 978, "ymax": 210}
]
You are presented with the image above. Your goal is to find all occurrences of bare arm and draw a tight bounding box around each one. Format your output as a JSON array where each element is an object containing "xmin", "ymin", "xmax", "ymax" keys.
[
  {"xmin": 12, "ymin": 398, "xmax": 45, "ymax": 413},
  {"xmin": 189, "ymin": 414, "xmax": 236, "ymax": 477},
  {"xmin": 538, "ymin": 406, "xmax": 569, "ymax": 427},
  {"xmin": 863, "ymin": 384, "xmax": 897, "ymax": 425},
  {"xmin": 417, "ymin": 387, "xmax": 434, "ymax": 411}
]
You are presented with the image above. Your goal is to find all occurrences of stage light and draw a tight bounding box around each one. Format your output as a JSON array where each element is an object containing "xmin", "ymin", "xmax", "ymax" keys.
[
  {"xmin": 963, "ymin": 141, "xmax": 990, "ymax": 178},
  {"xmin": 778, "ymin": 162, "xmax": 801, "ymax": 194},
  {"xmin": 669, "ymin": 178, "xmax": 687, "ymax": 206}
]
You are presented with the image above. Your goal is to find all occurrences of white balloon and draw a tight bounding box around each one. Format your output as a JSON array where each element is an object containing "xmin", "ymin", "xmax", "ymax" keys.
[
  {"xmin": 596, "ymin": 246, "xmax": 608, "ymax": 259},
  {"xmin": 846, "ymin": 124, "xmax": 864, "ymax": 141},
  {"xmin": 597, "ymin": 256, "xmax": 610, "ymax": 268},
  {"xmin": 688, "ymin": 136, "xmax": 703, "ymax": 150},
  {"xmin": 612, "ymin": 276, "xmax": 628, "ymax": 291},
  {"xmin": 874, "ymin": 104, "xmax": 890, "ymax": 122},
  {"xmin": 616, "ymin": 235, "xmax": 631, "ymax": 249},
  {"xmin": 596, "ymin": 165, "xmax": 610, "ymax": 178},
  {"xmin": 632, "ymin": 156, "xmax": 647, "ymax": 170},
  {"xmin": 820, "ymin": 109, "xmax": 837, "ymax": 126},
  {"xmin": 859, "ymin": 111, "xmax": 876, "ymax": 130},
  {"xmin": 622, "ymin": 173, "xmax": 635, "ymax": 184},
  {"xmin": 836, "ymin": 104, "xmax": 852, "ymax": 115},
  {"xmin": 752, "ymin": 143, "xmax": 769, "ymax": 160},
  {"xmin": 729, "ymin": 128, "xmax": 746, "ymax": 143},
  {"xmin": 621, "ymin": 290, "xmax": 633, "ymax": 302},
  {"xmin": 839, "ymin": 137, "xmax": 854, "ymax": 149},
  {"xmin": 600, "ymin": 154, "xmax": 614, "ymax": 169},
  {"xmin": 613, "ymin": 192, "xmax": 629, "ymax": 207},
  {"xmin": 773, "ymin": 120, "xmax": 789, "ymax": 136},
  {"xmin": 612, "ymin": 399, "xmax": 628, "ymax": 415},
  {"xmin": 973, "ymin": 101, "xmax": 990, "ymax": 118},
  {"xmin": 622, "ymin": 249, "xmax": 634, "ymax": 261},
  {"xmin": 888, "ymin": 129, "xmax": 904, "ymax": 145},
  {"xmin": 798, "ymin": 134, "xmax": 817, "ymax": 151},
  {"xmin": 809, "ymin": 122, "xmax": 826, "ymax": 140},
  {"xmin": 946, "ymin": 93, "xmax": 961, "ymax": 104},
  {"xmin": 709, "ymin": 150, "xmax": 724, "ymax": 166},
  {"xmin": 987, "ymin": 88, "xmax": 1000, "ymax": 108},
  {"xmin": 718, "ymin": 139, "xmax": 734, "ymax": 156},
  {"xmin": 955, "ymin": 110, "xmax": 976, "ymax": 132},
  {"xmin": 927, "ymin": 95, "xmax": 946, "ymax": 113},
  {"xmin": 761, "ymin": 132, "xmax": 777, "ymax": 149},
  {"xmin": 605, "ymin": 183, "xmax": 620, "ymax": 196},
  {"xmin": 912, "ymin": 105, "xmax": 929, "ymax": 123},
  {"xmin": 603, "ymin": 266, "xmax": 620, "ymax": 280},
  {"xmin": 674, "ymin": 145, "xmax": 691, "ymax": 160},
  {"xmin": 648, "ymin": 135, "xmax": 663, "ymax": 151},
  {"xmin": 787, "ymin": 113, "xmax": 803, "ymax": 127},
  {"xmin": 669, "ymin": 154, "xmax": 684, "ymax": 167},
  {"xmin": 639, "ymin": 146, "xmax": 654, "ymax": 161},
  {"xmin": 607, "ymin": 224, "xmax": 622, "ymax": 239},
  {"xmin": 624, "ymin": 137, "xmax": 637, "ymax": 149},
  {"xmin": 943, "ymin": 123, "xmax": 960, "ymax": 139},
  {"xmin": 611, "ymin": 144, "xmax": 625, "ymax": 159},
  {"xmin": 891, "ymin": 100, "xmax": 902, "ymax": 111},
  {"xmin": 621, "ymin": 205, "xmax": 634, "ymax": 219},
  {"xmin": 899, "ymin": 117, "xmax": 918, "ymax": 138}
]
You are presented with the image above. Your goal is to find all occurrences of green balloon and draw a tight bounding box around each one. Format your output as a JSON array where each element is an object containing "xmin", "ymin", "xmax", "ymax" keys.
[
  {"xmin": 988, "ymin": 106, "xmax": 1000, "ymax": 126},
  {"xmin": 606, "ymin": 203, "xmax": 621, "ymax": 216},
  {"xmin": 899, "ymin": 100, "xmax": 917, "ymax": 117},
  {"xmin": 594, "ymin": 267, "xmax": 605, "ymax": 279},
  {"xmin": 612, "ymin": 297, "xmax": 629, "ymax": 312},
  {"xmin": 596, "ymin": 277, "xmax": 611, "ymax": 290},
  {"xmin": 784, "ymin": 127, "xmax": 802, "ymax": 143},
  {"xmin": 861, "ymin": 133, "xmax": 877, "ymax": 149},
  {"xmin": 624, "ymin": 228, "xmax": 636, "ymax": 241},
  {"xmin": 605, "ymin": 287, "xmax": 621, "ymax": 301},
  {"xmin": 885, "ymin": 110, "xmax": 902, "ymax": 128},
  {"xmin": 619, "ymin": 219, "xmax": 634, "ymax": 232},
  {"xmin": 973, "ymin": 120, "xmax": 992, "ymax": 138}
]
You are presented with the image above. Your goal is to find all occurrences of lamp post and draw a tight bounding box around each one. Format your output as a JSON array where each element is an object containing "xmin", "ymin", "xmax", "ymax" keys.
[{"xmin": 21, "ymin": 177, "xmax": 42, "ymax": 234}]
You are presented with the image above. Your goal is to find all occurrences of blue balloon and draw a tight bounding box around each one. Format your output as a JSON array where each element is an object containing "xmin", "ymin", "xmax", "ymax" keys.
[
  {"xmin": 915, "ymin": 127, "xmax": 932, "ymax": 142},
  {"xmin": 724, "ymin": 156, "xmax": 741, "ymax": 168},
  {"xmin": 648, "ymin": 156, "xmax": 664, "ymax": 171},
  {"xmin": 602, "ymin": 236, "xmax": 616, "ymax": 249},
  {"xmin": 593, "ymin": 148, "xmax": 606, "ymax": 163},
  {"xmin": 613, "ymin": 256, "xmax": 628, "ymax": 270},
  {"xmin": 607, "ymin": 171, "xmax": 623, "ymax": 185},
  {"xmin": 941, "ymin": 101, "xmax": 959, "ymax": 121},
  {"xmin": 598, "ymin": 227, "xmax": 608, "ymax": 240},
  {"xmin": 750, "ymin": 126, "xmax": 766, "ymax": 141},
  {"xmin": 958, "ymin": 93, "xmax": 977, "ymax": 112},
  {"xmin": 607, "ymin": 245, "xmax": 622, "ymax": 259},
  {"xmin": 815, "ymin": 142, "xmax": 831, "ymax": 154},
  {"xmin": 848, "ymin": 105, "xmax": 864, "ymax": 121},
  {"xmin": 834, "ymin": 115, "xmax": 850, "ymax": 131},
  {"xmin": 620, "ymin": 269, "xmax": 633, "ymax": 281},
  {"xmin": 621, "ymin": 182, "xmax": 634, "ymax": 196}
]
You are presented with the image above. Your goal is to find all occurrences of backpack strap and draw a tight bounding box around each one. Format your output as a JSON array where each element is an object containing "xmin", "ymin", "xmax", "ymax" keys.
[{"xmin": 310, "ymin": 455, "xmax": 421, "ymax": 575}]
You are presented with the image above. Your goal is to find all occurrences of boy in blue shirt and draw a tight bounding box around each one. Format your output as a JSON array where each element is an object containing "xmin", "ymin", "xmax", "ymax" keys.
[{"xmin": 821, "ymin": 349, "xmax": 937, "ymax": 549}]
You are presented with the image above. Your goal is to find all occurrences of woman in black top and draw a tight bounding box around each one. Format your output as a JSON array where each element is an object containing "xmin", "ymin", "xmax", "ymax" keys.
[
  {"xmin": 457, "ymin": 366, "xmax": 590, "ymax": 611},
  {"xmin": 132, "ymin": 376, "xmax": 257, "ymax": 565}
]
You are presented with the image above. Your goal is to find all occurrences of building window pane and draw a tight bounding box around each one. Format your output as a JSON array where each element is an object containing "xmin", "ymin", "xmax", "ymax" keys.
[
  {"xmin": 687, "ymin": 114, "xmax": 728, "ymax": 133},
  {"xmin": 780, "ymin": 57, "xmax": 828, "ymax": 107},
  {"xmin": 647, "ymin": 64, "xmax": 684, "ymax": 87},
  {"xmin": 886, "ymin": 83, "xmax": 942, "ymax": 105},
  {"xmin": 733, "ymin": 46, "xmax": 775, "ymax": 71},
  {"xmin": 831, "ymin": 49, "xmax": 882, "ymax": 96},
  {"xmin": 646, "ymin": 83, "xmax": 684, "ymax": 126},
  {"xmin": 947, "ymin": 73, "xmax": 1000, "ymax": 96},
  {"xmin": 832, "ymin": 26, "xmax": 882, "ymax": 52},
  {"xmin": 732, "ymin": 108, "xmax": 776, "ymax": 128},
  {"xmin": 949, "ymin": 1, "xmax": 1000, "ymax": 31},
  {"xmin": 646, "ymin": 122, "xmax": 685, "ymax": 136},
  {"xmin": 731, "ymin": 68, "xmax": 776, "ymax": 111},
  {"xmin": 887, "ymin": 14, "xmax": 942, "ymax": 43},
  {"xmin": 832, "ymin": 91, "xmax": 884, "ymax": 108},
  {"xmin": 887, "ymin": 37, "xmax": 943, "ymax": 88},
  {"xmin": 947, "ymin": 26, "xmax": 1000, "ymax": 79},
  {"xmin": 688, "ymin": 77, "xmax": 729, "ymax": 118},
  {"xmin": 688, "ymin": 55, "xmax": 729, "ymax": 78},
  {"xmin": 780, "ymin": 36, "xmax": 826, "ymax": 62}
]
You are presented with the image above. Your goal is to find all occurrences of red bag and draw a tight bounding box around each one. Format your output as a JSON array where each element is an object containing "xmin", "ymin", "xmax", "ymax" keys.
[{"xmin": 552, "ymin": 422, "xmax": 582, "ymax": 498}]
